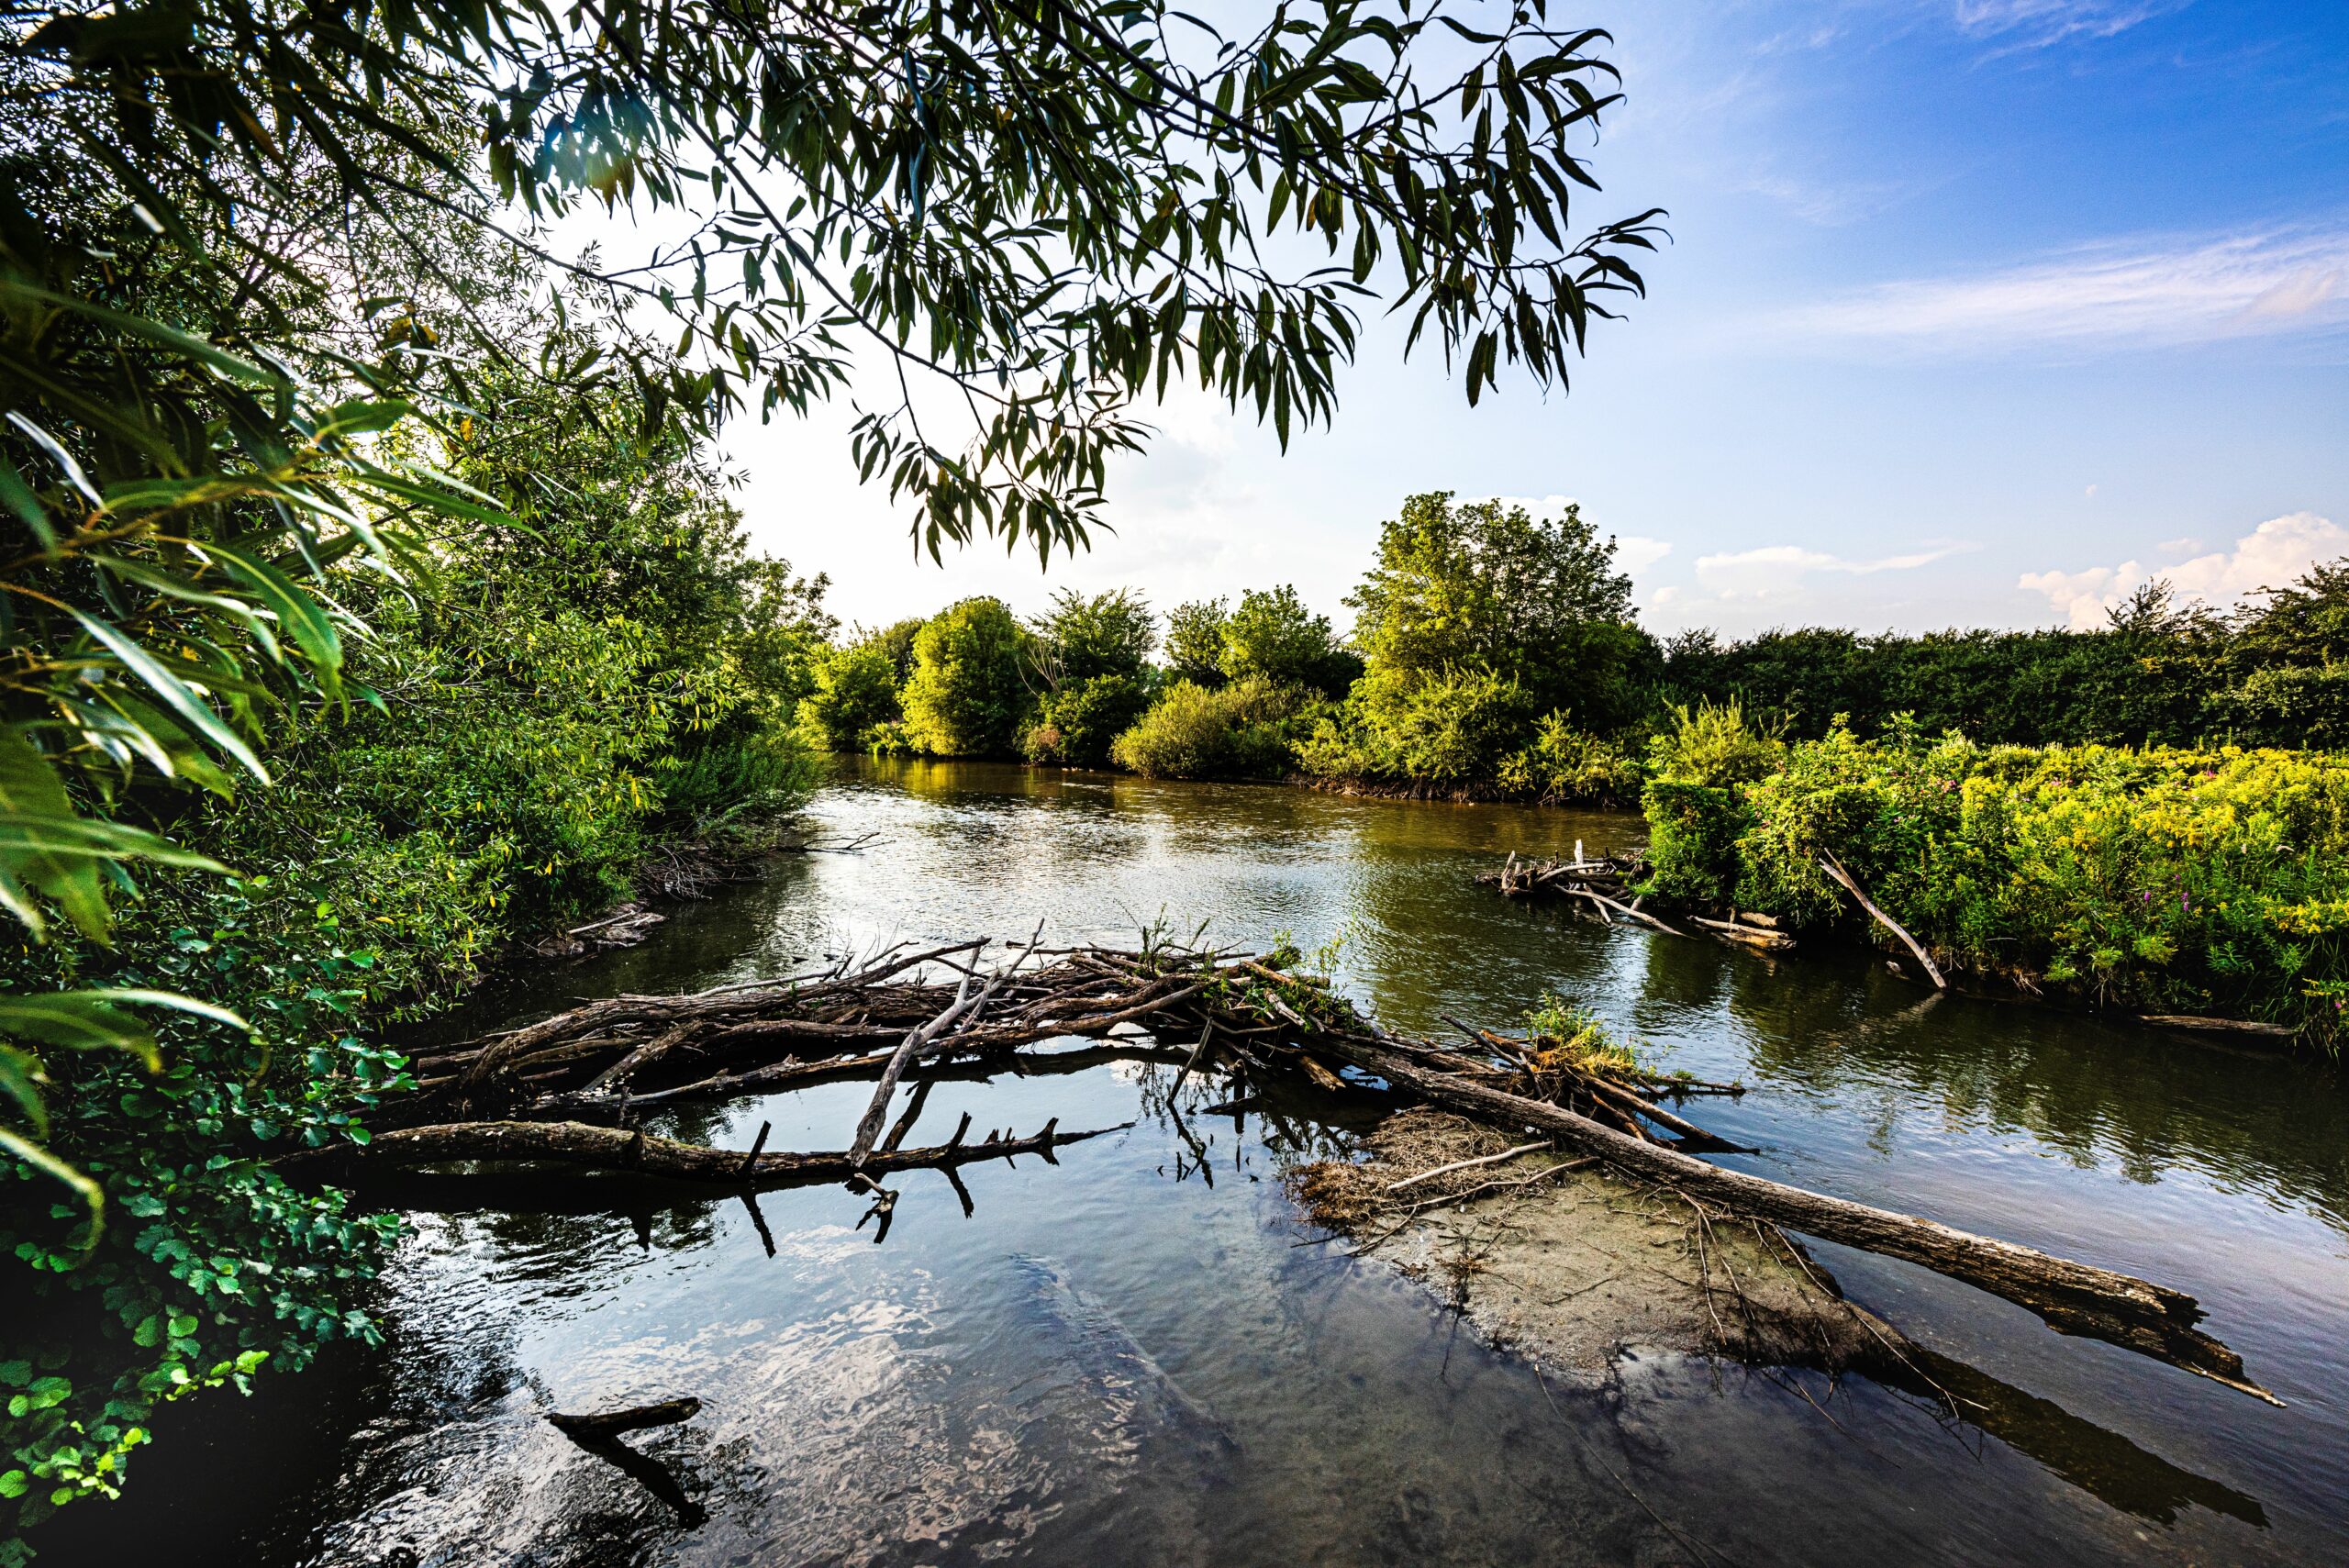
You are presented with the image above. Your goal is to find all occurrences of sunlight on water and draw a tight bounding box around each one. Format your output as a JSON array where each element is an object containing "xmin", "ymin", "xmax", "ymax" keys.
[{"xmin": 50, "ymin": 760, "xmax": 2349, "ymax": 1567}]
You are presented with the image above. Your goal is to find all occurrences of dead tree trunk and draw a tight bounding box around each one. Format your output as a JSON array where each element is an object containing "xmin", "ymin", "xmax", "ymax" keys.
[
  {"xmin": 300, "ymin": 1117, "xmax": 1126, "ymax": 1188},
  {"xmin": 1317, "ymin": 1029, "xmax": 2276, "ymax": 1403}
]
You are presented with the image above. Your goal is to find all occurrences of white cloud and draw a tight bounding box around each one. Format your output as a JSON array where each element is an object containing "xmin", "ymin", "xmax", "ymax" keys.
[
  {"xmin": 1773, "ymin": 228, "xmax": 2349, "ymax": 354},
  {"xmin": 1691, "ymin": 542, "xmax": 1972, "ymax": 602},
  {"xmin": 1952, "ymin": 1, "xmax": 2185, "ymax": 49},
  {"xmin": 2020, "ymin": 512, "xmax": 2349, "ymax": 628},
  {"xmin": 1614, "ymin": 535, "xmax": 1674, "ymax": 575}
]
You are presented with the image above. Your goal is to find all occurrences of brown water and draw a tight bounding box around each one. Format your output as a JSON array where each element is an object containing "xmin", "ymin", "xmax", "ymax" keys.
[{"xmin": 43, "ymin": 757, "xmax": 2349, "ymax": 1566}]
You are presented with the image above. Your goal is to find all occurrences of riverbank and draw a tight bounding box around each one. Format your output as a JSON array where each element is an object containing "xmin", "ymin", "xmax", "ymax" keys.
[
  {"xmin": 33, "ymin": 759, "xmax": 2345, "ymax": 1567},
  {"xmin": 1634, "ymin": 732, "xmax": 2349, "ymax": 1052}
]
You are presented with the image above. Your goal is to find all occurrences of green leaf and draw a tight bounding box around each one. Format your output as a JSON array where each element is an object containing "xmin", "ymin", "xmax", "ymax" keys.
[
  {"xmin": 0, "ymin": 453, "xmax": 59, "ymax": 552},
  {"xmin": 9, "ymin": 284, "xmax": 282, "ymax": 389},
  {"xmin": 202, "ymin": 542, "xmax": 343, "ymax": 696},
  {"xmin": 0, "ymin": 727, "xmax": 107, "ymax": 940},
  {"xmin": 62, "ymin": 608, "xmax": 272, "ymax": 784}
]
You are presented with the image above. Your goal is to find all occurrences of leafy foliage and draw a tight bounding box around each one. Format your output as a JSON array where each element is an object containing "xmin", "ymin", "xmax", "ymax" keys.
[
  {"xmin": 1296, "ymin": 663, "xmax": 1536, "ymax": 788},
  {"xmin": 1024, "ymin": 673, "xmax": 1153, "ymax": 768},
  {"xmin": 11, "ymin": 0, "xmax": 1657, "ymax": 562},
  {"xmin": 797, "ymin": 641, "xmax": 907, "ymax": 753},
  {"xmin": 1294, "ymin": 491, "xmax": 1653, "ymax": 793},
  {"xmin": 1346, "ymin": 492, "xmax": 1646, "ymax": 717},
  {"xmin": 1108, "ymin": 676, "xmax": 1312, "ymax": 779},
  {"xmin": 1641, "ymin": 723, "xmax": 2349, "ymax": 1046},
  {"xmin": 1655, "ymin": 569, "xmax": 2349, "ymax": 751},
  {"xmin": 1029, "ymin": 590, "xmax": 1155, "ymax": 686},
  {"xmin": 1219, "ymin": 585, "xmax": 1361, "ymax": 695},
  {"xmin": 899, "ymin": 597, "xmax": 1035, "ymax": 758},
  {"xmin": 1644, "ymin": 699, "xmax": 1784, "ymax": 789},
  {"xmin": 1492, "ymin": 712, "xmax": 1642, "ymax": 805},
  {"xmin": 1162, "ymin": 599, "xmax": 1231, "ymax": 686}
]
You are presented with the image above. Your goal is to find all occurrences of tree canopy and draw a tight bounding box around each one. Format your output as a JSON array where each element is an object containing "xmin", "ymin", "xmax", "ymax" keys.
[{"xmin": 1346, "ymin": 491, "xmax": 1640, "ymax": 713}]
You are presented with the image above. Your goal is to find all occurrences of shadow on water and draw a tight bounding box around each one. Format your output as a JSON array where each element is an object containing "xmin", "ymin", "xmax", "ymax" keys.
[{"xmin": 37, "ymin": 758, "xmax": 2349, "ymax": 1566}]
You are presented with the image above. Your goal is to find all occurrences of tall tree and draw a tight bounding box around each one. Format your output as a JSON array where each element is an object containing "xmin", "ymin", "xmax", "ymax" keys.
[{"xmin": 1347, "ymin": 491, "xmax": 1642, "ymax": 719}]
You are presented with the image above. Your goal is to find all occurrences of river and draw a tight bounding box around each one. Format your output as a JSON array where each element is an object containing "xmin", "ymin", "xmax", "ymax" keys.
[{"xmin": 43, "ymin": 758, "xmax": 2349, "ymax": 1566}]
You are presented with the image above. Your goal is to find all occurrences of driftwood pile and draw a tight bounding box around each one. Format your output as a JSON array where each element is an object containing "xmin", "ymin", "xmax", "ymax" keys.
[
  {"xmin": 1479, "ymin": 844, "xmax": 1957, "ymax": 983},
  {"xmin": 298, "ymin": 934, "xmax": 2274, "ymax": 1403}
]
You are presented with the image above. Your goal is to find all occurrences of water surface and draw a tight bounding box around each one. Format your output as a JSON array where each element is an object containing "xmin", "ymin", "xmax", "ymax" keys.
[{"xmin": 48, "ymin": 758, "xmax": 2349, "ymax": 1566}]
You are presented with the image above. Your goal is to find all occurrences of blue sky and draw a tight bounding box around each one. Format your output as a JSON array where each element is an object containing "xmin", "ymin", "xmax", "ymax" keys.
[{"xmin": 707, "ymin": 1, "xmax": 2349, "ymax": 639}]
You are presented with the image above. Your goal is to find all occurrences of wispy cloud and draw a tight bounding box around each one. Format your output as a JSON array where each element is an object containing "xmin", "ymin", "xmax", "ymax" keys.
[
  {"xmin": 1682, "ymin": 541, "xmax": 1974, "ymax": 605},
  {"xmin": 1952, "ymin": 1, "xmax": 2188, "ymax": 50},
  {"xmin": 2019, "ymin": 511, "xmax": 2348, "ymax": 628},
  {"xmin": 1775, "ymin": 228, "xmax": 2349, "ymax": 354}
]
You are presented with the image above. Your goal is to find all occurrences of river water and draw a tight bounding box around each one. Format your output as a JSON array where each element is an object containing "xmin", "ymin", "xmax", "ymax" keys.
[{"xmin": 46, "ymin": 758, "xmax": 2349, "ymax": 1566}]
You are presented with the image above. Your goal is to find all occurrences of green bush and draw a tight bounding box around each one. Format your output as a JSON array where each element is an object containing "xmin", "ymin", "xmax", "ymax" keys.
[
  {"xmin": 1024, "ymin": 673, "xmax": 1154, "ymax": 768},
  {"xmin": 899, "ymin": 598, "xmax": 1035, "ymax": 757},
  {"xmin": 1295, "ymin": 665, "xmax": 1536, "ymax": 787},
  {"xmin": 1646, "ymin": 698, "xmax": 1786, "ymax": 788},
  {"xmin": 659, "ymin": 727, "xmax": 824, "ymax": 827},
  {"xmin": 1638, "ymin": 781, "xmax": 1750, "ymax": 907},
  {"xmin": 797, "ymin": 640, "xmax": 905, "ymax": 751},
  {"xmin": 1496, "ymin": 713, "xmax": 1644, "ymax": 805},
  {"xmin": 1109, "ymin": 677, "xmax": 1309, "ymax": 779},
  {"xmin": 1641, "ymin": 721, "xmax": 2349, "ymax": 1043},
  {"xmin": 1023, "ymin": 591, "xmax": 1155, "ymax": 766}
]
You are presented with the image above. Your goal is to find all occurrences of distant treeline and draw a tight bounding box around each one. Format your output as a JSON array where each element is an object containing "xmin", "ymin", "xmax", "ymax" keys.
[
  {"xmin": 1659, "ymin": 571, "xmax": 2348, "ymax": 749},
  {"xmin": 800, "ymin": 493, "xmax": 2349, "ymax": 798}
]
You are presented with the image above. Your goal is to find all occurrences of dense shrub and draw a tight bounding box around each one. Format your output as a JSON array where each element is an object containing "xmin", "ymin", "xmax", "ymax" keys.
[
  {"xmin": 1641, "ymin": 723, "xmax": 2349, "ymax": 1043},
  {"xmin": 1638, "ymin": 782, "xmax": 1748, "ymax": 907},
  {"xmin": 1645, "ymin": 699, "xmax": 1786, "ymax": 789},
  {"xmin": 1110, "ymin": 677, "xmax": 1310, "ymax": 779},
  {"xmin": 899, "ymin": 598, "xmax": 1035, "ymax": 757},
  {"xmin": 797, "ymin": 640, "xmax": 906, "ymax": 752},
  {"xmin": 659, "ymin": 728, "xmax": 826, "ymax": 827},
  {"xmin": 1017, "ymin": 590, "xmax": 1156, "ymax": 766},
  {"xmin": 1495, "ymin": 714, "xmax": 1644, "ymax": 805},
  {"xmin": 1657, "ymin": 565, "xmax": 2349, "ymax": 751},
  {"xmin": 1295, "ymin": 665, "xmax": 1536, "ymax": 788},
  {"xmin": 1024, "ymin": 674, "xmax": 1154, "ymax": 767}
]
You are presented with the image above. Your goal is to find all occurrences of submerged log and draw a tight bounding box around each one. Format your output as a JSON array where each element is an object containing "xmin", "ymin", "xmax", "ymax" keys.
[
  {"xmin": 2140, "ymin": 1014, "xmax": 2296, "ymax": 1040},
  {"xmin": 1312, "ymin": 1028, "xmax": 2277, "ymax": 1404},
  {"xmin": 548, "ymin": 1397, "xmax": 701, "ymax": 1440}
]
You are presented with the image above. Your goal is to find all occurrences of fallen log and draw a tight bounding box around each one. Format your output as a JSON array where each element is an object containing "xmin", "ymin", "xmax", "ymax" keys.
[
  {"xmin": 369, "ymin": 936, "xmax": 2266, "ymax": 1406},
  {"xmin": 1820, "ymin": 851, "xmax": 1946, "ymax": 989},
  {"xmin": 1567, "ymin": 884, "xmax": 1687, "ymax": 938},
  {"xmin": 1312, "ymin": 1027, "xmax": 2277, "ymax": 1404},
  {"xmin": 294, "ymin": 1116, "xmax": 1129, "ymax": 1188},
  {"xmin": 548, "ymin": 1397, "xmax": 701, "ymax": 1440},
  {"xmin": 1689, "ymin": 915, "xmax": 1796, "ymax": 951},
  {"xmin": 2141, "ymin": 1014, "xmax": 2296, "ymax": 1040}
]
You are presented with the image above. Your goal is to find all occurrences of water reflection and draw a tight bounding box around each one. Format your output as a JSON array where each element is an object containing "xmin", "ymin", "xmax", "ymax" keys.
[{"xmin": 39, "ymin": 759, "xmax": 2348, "ymax": 1567}]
